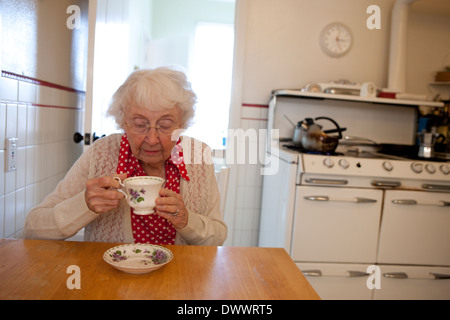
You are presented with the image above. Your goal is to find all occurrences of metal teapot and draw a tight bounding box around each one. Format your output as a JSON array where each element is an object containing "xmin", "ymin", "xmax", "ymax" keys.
[{"xmin": 293, "ymin": 117, "xmax": 346, "ymax": 153}]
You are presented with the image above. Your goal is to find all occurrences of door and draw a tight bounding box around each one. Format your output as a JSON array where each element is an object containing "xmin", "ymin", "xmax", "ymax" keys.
[
  {"xmin": 377, "ymin": 190, "xmax": 450, "ymax": 266},
  {"xmin": 291, "ymin": 186, "xmax": 383, "ymax": 263},
  {"xmin": 298, "ymin": 262, "xmax": 375, "ymax": 300},
  {"xmin": 373, "ymin": 265, "xmax": 450, "ymax": 300},
  {"xmin": 84, "ymin": 0, "xmax": 145, "ymax": 150}
]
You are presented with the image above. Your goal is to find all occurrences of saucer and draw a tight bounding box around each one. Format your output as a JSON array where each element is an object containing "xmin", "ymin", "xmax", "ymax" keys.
[{"xmin": 103, "ymin": 244, "xmax": 173, "ymax": 274}]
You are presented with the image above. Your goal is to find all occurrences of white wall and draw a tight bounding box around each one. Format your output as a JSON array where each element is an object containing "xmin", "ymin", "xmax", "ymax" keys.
[
  {"xmin": 239, "ymin": 0, "xmax": 394, "ymax": 105},
  {"xmin": 0, "ymin": 0, "xmax": 87, "ymax": 238}
]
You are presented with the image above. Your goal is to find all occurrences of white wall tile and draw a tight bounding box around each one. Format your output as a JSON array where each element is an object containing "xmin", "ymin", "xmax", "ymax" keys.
[
  {"xmin": 26, "ymin": 105, "xmax": 36, "ymax": 146},
  {"xmin": 6, "ymin": 103, "xmax": 17, "ymax": 139},
  {"xmin": 25, "ymin": 184, "xmax": 35, "ymax": 214},
  {"xmin": 18, "ymin": 81, "xmax": 36, "ymax": 104},
  {"xmin": 16, "ymin": 147, "xmax": 26, "ymax": 189},
  {"xmin": 17, "ymin": 104, "xmax": 27, "ymax": 147},
  {"xmin": 0, "ymin": 196, "xmax": 4, "ymax": 238},
  {"xmin": 4, "ymin": 192, "xmax": 15, "ymax": 238},
  {"xmin": 4, "ymin": 170, "xmax": 16, "ymax": 195},
  {"xmin": 36, "ymin": 85, "xmax": 57, "ymax": 106},
  {"xmin": 0, "ymin": 77, "xmax": 18, "ymax": 102},
  {"xmin": 15, "ymin": 188, "xmax": 26, "ymax": 236},
  {"xmin": 25, "ymin": 146, "xmax": 35, "ymax": 186},
  {"xmin": 0, "ymin": 151, "xmax": 4, "ymax": 196},
  {"xmin": 0, "ymin": 104, "xmax": 6, "ymax": 150}
]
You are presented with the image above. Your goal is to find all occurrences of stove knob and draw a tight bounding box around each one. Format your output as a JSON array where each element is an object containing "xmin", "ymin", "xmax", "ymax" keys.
[
  {"xmin": 411, "ymin": 162, "xmax": 423, "ymax": 174},
  {"xmin": 323, "ymin": 157, "xmax": 334, "ymax": 168},
  {"xmin": 440, "ymin": 164, "xmax": 450, "ymax": 175},
  {"xmin": 339, "ymin": 159, "xmax": 350, "ymax": 169},
  {"xmin": 382, "ymin": 161, "xmax": 393, "ymax": 172},
  {"xmin": 425, "ymin": 164, "xmax": 436, "ymax": 174}
]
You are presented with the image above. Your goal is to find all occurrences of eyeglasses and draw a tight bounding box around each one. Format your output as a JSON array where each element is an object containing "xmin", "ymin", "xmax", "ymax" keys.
[{"xmin": 125, "ymin": 118, "xmax": 179, "ymax": 136}]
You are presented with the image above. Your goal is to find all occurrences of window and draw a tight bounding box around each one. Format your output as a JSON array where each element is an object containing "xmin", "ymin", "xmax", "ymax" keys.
[{"xmin": 184, "ymin": 22, "xmax": 235, "ymax": 150}]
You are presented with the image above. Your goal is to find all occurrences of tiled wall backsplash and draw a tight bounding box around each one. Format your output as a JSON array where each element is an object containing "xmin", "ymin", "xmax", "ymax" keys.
[
  {"xmin": 227, "ymin": 103, "xmax": 268, "ymax": 247},
  {"xmin": 0, "ymin": 73, "xmax": 84, "ymax": 238}
]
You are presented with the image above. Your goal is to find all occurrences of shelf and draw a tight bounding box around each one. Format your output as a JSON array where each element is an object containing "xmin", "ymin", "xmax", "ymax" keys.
[{"xmin": 272, "ymin": 89, "xmax": 445, "ymax": 108}]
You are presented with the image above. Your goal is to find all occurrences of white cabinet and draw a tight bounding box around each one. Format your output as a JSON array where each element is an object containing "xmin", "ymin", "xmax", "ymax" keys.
[
  {"xmin": 298, "ymin": 262, "xmax": 374, "ymax": 300},
  {"xmin": 373, "ymin": 265, "xmax": 450, "ymax": 300},
  {"xmin": 291, "ymin": 186, "xmax": 383, "ymax": 263},
  {"xmin": 377, "ymin": 190, "xmax": 450, "ymax": 266}
]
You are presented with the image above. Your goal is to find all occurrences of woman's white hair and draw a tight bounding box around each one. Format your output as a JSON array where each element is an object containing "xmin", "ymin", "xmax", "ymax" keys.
[{"xmin": 107, "ymin": 67, "xmax": 197, "ymax": 129}]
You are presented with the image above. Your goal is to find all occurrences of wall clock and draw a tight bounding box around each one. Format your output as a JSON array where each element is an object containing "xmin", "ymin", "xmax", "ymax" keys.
[{"xmin": 319, "ymin": 22, "xmax": 353, "ymax": 58}]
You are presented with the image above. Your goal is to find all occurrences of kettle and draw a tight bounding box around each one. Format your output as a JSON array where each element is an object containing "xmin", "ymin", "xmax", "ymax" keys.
[{"xmin": 293, "ymin": 117, "xmax": 346, "ymax": 153}]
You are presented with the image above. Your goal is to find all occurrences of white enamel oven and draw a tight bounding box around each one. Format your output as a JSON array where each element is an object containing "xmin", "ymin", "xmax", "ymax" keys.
[{"xmin": 259, "ymin": 147, "xmax": 450, "ymax": 300}]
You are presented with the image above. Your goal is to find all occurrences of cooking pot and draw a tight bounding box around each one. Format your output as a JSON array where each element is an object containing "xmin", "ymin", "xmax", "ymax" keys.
[{"xmin": 292, "ymin": 117, "xmax": 346, "ymax": 153}]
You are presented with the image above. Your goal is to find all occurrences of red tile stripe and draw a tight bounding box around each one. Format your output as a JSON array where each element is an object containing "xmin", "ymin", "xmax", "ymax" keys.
[
  {"xmin": 242, "ymin": 103, "xmax": 269, "ymax": 108},
  {"xmin": 1, "ymin": 70, "xmax": 86, "ymax": 95}
]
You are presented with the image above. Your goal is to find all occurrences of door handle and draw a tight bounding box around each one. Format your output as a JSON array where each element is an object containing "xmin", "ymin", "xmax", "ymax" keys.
[
  {"xmin": 422, "ymin": 184, "xmax": 450, "ymax": 192},
  {"xmin": 383, "ymin": 272, "xmax": 408, "ymax": 279},
  {"xmin": 305, "ymin": 178, "xmax": 348, "ymax": 185},
  {"xmin": 304, "ymin": 196, "xmax": 377, "ymax": 203},
  {"xmin": 392, "ymin": 199, "xmax": 417, "ymax": 205},
  {"xmin": 93, "ymin": 132, "xmax": 105, "ymax": 142},
  {"xmin": 371, "ymin": 180, "xmax": 401, "ymax": 188},
  {"xmin": 348, "ymin": 270, "xmax": 370, "ymax": 277},
  {"xmin": 431, "ymin": 273, "xmax": 450, "ymax": 280},
  {"xmin": 384, "ymin": 272, "xmax": 450, "ymax": 280},
  {"xmin": 73, "ymin": 132, "xmax": 83, "ymax": 144},
  {"xmin": 302, "ymin": 270, "xmax": 322, "ymax": 277},
  {"xmin": 392, "ymin": 199, "xmax": 450, "ymax": 207}
]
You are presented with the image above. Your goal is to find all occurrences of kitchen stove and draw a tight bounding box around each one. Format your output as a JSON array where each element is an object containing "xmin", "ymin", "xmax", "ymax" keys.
[{"xmin": 259, "ymin": 90, "xmax": 450, "ymax": 300}]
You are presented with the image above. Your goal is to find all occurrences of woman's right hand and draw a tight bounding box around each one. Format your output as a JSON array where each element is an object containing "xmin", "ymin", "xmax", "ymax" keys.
[{"xmin": 85, "ymin": 173, "xmax": 127, "ymax": 214}]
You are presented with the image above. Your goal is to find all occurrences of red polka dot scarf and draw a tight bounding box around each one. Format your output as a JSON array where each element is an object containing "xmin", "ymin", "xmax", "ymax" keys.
[{"xmin": 117, "ymin": 134, "xmax": 190, "ymax": 244}]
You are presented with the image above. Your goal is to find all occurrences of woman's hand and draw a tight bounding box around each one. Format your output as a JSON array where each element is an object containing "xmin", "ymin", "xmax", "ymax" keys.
[
  {"xmin": 155, "ymin": 189, "xmax": 188, "ymax": 229},
  {"xmin": 85, "ymin": 173, "xmax": 127, "ymax": 214}
]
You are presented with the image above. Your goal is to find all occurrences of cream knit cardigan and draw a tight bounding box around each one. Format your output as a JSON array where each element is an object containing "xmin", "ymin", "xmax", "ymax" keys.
[{"xmin": 23, "ymin": 134, "xmax": 227, "ymax": 245}]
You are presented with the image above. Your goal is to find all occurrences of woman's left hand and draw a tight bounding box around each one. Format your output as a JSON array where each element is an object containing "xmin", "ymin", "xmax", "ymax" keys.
[{"xmin": 155, "ymin": 188, "xmax": 188, "ymax": 229}]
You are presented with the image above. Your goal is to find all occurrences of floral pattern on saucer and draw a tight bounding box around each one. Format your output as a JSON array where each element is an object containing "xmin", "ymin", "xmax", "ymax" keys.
[{"xmin": 103, "ymin": 244, "xmax": 173, "ymax": 274}]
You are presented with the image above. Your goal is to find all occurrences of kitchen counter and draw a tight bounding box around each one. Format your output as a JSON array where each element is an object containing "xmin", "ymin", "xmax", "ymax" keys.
[{"xmin": 0, "ymin": 239, "xmax": 320, "ymax": 300}]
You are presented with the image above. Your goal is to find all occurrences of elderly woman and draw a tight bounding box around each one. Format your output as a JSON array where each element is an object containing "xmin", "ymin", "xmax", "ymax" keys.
[{"xmin": 24, "ymin": 67, "xmax": 227, "ymax": 246}]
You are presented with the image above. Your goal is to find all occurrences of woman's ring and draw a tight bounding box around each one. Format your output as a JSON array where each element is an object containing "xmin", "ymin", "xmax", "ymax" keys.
[{"xmin": 172, "ymin": 210, "xmax": 179, "ymax": 216}]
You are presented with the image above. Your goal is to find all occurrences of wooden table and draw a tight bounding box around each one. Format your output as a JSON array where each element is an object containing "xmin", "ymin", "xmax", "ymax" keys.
[{"xmin": 0, "ymin": 239, "xmax": 319, "ymax": 300}]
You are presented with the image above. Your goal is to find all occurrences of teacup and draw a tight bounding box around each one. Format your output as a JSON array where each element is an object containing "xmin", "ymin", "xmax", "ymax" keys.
[{"xmin": 114, "ymin": 176, "xmax": 165, "ymax": 215}]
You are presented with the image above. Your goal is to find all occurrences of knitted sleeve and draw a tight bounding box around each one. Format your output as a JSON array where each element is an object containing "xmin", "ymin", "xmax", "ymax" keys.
[{"xmin": 176, "ymin": 137, "xmax": 228, "ymax": 245}]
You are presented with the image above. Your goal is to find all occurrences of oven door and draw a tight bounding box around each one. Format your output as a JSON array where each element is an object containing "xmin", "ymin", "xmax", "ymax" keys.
[
  {"xmin": 291, "ymin": 186, "xmax": 383, "ymax": 263},
  {"xmin": 377, "ymin": 190, "xmax": 450, "ymax": 266},
  {"xmin": 297, "ymin": 262, "xmax": 374, "ymax": 300},
  {"xmin": 373, "ymin": 265, "xmax": 450, "ymax": 300}
]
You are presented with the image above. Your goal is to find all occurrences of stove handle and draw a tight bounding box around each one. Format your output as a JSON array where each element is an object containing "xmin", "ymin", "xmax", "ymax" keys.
[
  {"xmin": 383, "ymin": 272, "xmax": 450, "ymax": 280},
  {"xmin": 304, "ymin": 196, "xmax": 378, "ymax": 203},
  {"xmin": 303, "ymin": 270, "xmax": 371, "ymax": 277},
  {"xmin": 305, "ymin": 178, "xmax": 348, "ymax": 185},
  {"xmin": 392, "ymin": 199, "xmax": 450, "ymax": 207},
  {"xmin": 383, "ymin": 272, "xmax": 408, "ymax": 279},
  {"xmin": 371, "ymin": 180, "xmax": 401, "ymax": 188},
  {"xmin": 421, "ymin": 184, "xmax": 450, "ymax": 192},
  {"xmin": 302, "ymin": 270, "xmax": 322, "ymax": 277}
]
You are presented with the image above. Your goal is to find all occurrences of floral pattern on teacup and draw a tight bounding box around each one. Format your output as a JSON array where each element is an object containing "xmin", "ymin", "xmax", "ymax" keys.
[{"xmin": 128, "ymin": 188, "xmax": 146, "ymax": 204}]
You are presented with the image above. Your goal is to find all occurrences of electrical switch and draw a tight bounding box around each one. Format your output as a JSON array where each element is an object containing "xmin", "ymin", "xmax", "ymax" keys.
[{"xmin": 6, "ymin": 138, "xmax": 18, "ymax": 172}]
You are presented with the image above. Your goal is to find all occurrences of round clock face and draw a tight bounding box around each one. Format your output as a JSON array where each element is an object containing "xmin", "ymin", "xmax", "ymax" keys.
[{"xmin": 320, "ymin": 23, "xmax": 353, "ymax": 57}]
